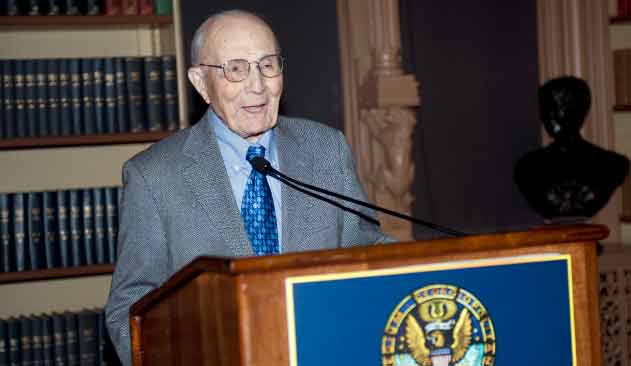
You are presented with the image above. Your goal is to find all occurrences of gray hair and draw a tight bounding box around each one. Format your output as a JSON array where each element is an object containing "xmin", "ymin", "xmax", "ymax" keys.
[{"xmin": 190, "ymin": 10, "xmax": 280, "ymax": 66}]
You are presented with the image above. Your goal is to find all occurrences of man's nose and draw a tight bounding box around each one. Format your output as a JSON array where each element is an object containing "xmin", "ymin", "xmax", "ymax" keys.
[{"xmin": 245, "ymin": 64, "xmax": 265, "ymax": 93}]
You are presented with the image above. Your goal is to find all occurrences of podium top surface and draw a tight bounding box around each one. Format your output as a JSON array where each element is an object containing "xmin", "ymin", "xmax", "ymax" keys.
[{"xmin": 130, "ymin": 224, "xmax": 607, "ymax": 316}]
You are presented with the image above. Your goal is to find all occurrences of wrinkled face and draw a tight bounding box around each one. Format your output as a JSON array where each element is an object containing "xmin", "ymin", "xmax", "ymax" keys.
[{"xmin": 188, "ymin": 15, "xmax": 283, "ymax": 142}]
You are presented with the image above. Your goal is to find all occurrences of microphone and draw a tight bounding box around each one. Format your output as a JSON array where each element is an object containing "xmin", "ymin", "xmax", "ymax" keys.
[{"xmin": 249, "ymin": 156, "xmax": 467, "ymax": 237}]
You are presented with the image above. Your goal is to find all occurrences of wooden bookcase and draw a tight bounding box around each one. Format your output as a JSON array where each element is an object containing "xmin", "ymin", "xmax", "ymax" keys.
[{"xmin": 0, "ymin": 0, "xmax": 187, "ymax": 319}]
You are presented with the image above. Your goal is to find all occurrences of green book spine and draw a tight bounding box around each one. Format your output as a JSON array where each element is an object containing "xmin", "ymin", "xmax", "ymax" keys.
[
  {"xmin": 92, "ymin": 189, "xmax": 106, "ymax": 265},
  {"xmin": 69, "ymin": 59, "xmax": 82, "ymax": 136},
  {"xmin": 14, "ymin": 60, "xmax": 27, "ymax": 138},
  {"xmin": 92, "ymin": 59, "xmax": 105, "ymax": 134},
  {"xmin": 58, "ymin": 59, "xmax": 72, "ymax": 136},
  {"xmin": 55, "ymin": 191, "xmax": 69, "ymax": 268},
  {"xmin": 81, "ymin": 189, "xmax": 94, "ymax": 265},
  {"xmin": 7, "ymin": 318, "xmax": 19, "ymax": 366},
  {"xmin": 161, "ymin": 55, "xmax": 178, "ymax": 131},
  {"xmin": 80, "ymin": 59, "xmax": 95, "ymax": 135},
  {"xmin": 46, "ymin": 59, "xmax": 60, "ymax": 136},
  {"xmin": 68, "ymin": 190, "xmax": 83, "ymax": 267},
  {"xmin": 77, "ymin": 311, "xmax": 97, "ymax": 366},
  {"xmin": 104, "ymin": 188, "xmax": 118, "ymax": 263},
  {"xmin": 42, "ymin": 192, "xmax": 58, "ymax": 268},
  {"xmin": 51, "ymin": 314, "xmax": 65, "ymax": 366},
  {"xmin": 40, "ymin": 316, "xmax": 53, "ymax": 366},
  {"xmin": 125, "ymin": 57, "xmax": 146, "ymax": 132},
  {"xmin": 26, "ymin": 192, "xmax": 44, "ymax": 270},
  {"xmin": 153, "ymin": 0, "xmax": 171, "ymax": 15},
  {"xmin": 143, "ymin": 57, "xmax": 164, "ymax": 131},
  {"xmin": 25, "ymin": 60, "xmax": 37, "ymax": 137},
  {"xmin": 19, "ymin": 317, "xmax": 32, "ymax": 366},
  {"xmin": 0, "ymin": 320, "xmax": 7, "ymax": 366},
  {"xmin": 63, "ymin": 313, "xmax": 77, "ymax": 366},
  {"xmin": 103, "ymin": 59, "xmax": 116, "ymax": 134},
  {"xmin": 0, "ymin": 194, "xmax": 10, "ymax": 272},
  {"xmin": 31, "ymin": 317, "xmax": 43, "ymax": 366},
  {"xmin": 114, "ymin": 58, "xmax": 128, "ymax": 133},
  {"xmin": 2, "ymin": 61, "xmax": 15, "ymax": 138},
  {"xmin": 12, "ymin": 193, "xmax": 27, "ymax": 272},
  {"xmin": 35, "ymin": 59, "xmax": 49, "ymax": 137}
]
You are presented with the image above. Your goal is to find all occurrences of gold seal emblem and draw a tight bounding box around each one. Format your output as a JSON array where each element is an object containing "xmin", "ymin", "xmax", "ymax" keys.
[{"xmin": 381, "ymin": 284, "xmax": 496, "ymax": 366}]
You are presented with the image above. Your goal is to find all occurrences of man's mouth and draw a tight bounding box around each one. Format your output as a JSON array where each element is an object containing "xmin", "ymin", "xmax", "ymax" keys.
[{"xmin": 242, "ymin": 103, "xmax": 266, "ymax": 113}]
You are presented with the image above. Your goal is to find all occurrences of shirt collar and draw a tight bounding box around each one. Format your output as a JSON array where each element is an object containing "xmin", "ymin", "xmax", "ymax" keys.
[{"xmin": 208, "ymin": 108, "xmax": 274, "ymax": 163}]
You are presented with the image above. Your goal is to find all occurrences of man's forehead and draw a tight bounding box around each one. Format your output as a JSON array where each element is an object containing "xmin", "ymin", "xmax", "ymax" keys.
[{"xmin": 201, "ymin": 15, "xmax": 277, "ymax": 59}]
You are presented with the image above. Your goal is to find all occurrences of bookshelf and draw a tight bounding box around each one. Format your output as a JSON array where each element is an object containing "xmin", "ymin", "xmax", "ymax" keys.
[{"xmin": 0, "ymin": 0, "xmax": 187, "ymax": 321}]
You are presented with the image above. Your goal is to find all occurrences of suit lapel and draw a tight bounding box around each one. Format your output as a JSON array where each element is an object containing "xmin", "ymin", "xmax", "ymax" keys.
[
  {"xmin": 275, "ymin": 117, "xmax": 315, "ymax": 253},
  {"xmin": 181, "ymin": 114, "xmax": 252, "ymax": 257}
]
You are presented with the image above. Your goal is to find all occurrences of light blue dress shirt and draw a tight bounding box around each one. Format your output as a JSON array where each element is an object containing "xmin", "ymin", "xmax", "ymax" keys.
[{"xmin": 210, "ymin": 109, "xmax": 283, "ymax": 250}]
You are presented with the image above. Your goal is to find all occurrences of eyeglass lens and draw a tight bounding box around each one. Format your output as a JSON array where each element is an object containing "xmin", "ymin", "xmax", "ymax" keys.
[{"xmin": 224, "ymin": 55, "xmax": 283, "ymax": 81}]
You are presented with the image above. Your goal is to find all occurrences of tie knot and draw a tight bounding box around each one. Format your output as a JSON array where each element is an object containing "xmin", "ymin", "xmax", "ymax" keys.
[{"xmin": 246, "ymin": 145, "xmax": 266, "ymax": 162}]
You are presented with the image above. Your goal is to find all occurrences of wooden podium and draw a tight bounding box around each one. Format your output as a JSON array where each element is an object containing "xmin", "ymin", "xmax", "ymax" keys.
[{"xmin": 129, "ymin": 225, "xmax": 607, "ymax": 366}]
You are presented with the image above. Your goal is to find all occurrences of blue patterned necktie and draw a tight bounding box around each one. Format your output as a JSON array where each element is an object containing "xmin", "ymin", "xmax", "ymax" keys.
[{"xmin": 241, "ymin": 145, "xmax": 279, "ymax": 255}]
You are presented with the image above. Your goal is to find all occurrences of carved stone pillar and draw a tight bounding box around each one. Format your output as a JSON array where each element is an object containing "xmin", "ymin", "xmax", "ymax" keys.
[
  {"xmin": 337, "ymin": 0, "xmax": 420, "ymax": 241},
  {"xmin": 537, "ymin": 0, "xmax": 621, "ymax": 242}
]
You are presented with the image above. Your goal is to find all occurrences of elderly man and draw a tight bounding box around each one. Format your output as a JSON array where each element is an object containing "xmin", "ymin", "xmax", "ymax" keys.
[{"xmin": 105, "ymin": 10, "xmax": 391, "ymax": 365}]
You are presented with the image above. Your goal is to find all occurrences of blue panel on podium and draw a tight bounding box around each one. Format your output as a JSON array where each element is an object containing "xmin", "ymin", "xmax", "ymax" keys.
[{"xmin": 285, "ymin": 255, "xmax": 575, "ymax": 366}]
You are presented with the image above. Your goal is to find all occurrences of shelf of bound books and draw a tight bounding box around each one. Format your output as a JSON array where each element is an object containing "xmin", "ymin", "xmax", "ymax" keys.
[
  {"xmin": 0, "ymin": 15, "xmax": 172, "ymax": 26},
  {"xmin": 0, "ymin": 264, "xmax": 114, "ymax": 285},
  {"xmin": 0, "ymin": 131, "xmax": 173, "ymax": 150}
]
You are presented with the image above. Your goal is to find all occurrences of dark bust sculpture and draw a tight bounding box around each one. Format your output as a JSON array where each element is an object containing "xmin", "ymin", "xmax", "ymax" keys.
[{"xmin": 514, "ymin": 76, "xmax": 630, "ymax": 222}]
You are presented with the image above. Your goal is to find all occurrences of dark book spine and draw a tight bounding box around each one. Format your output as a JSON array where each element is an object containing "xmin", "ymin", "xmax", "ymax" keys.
[
  {"xmin": 7, "ymin": 318, "xmax": 19, "ymax": 366},
  {"xmin": 138, "ymin": 0, "xmax": 152, "ymax": 15},
  {"xmin": 77, "ymin": 312, "xmax": 96, "ymax": 366},
  {"xmin": 46, "ymin": 59, "xmax": 60, "ymax": 136},
  {"xmin": 31, "ymin": 317, "xmax": 43, "ymax": 366},
  {"xmin": 81, "ymin": 0, "xmax": 99, "ymax": 15},
  {"xmin": 42, "ymin": 192, "xmax": 57, "ymax": 269},
  {"xmin": 103, "ymin": 59, "xmax": 116, "ymax": 134},
  {"xmin": 26, "ymin": 0, "xmax": 40, "ymax": 15},
  {"xmin": 55, "ymin": 191, "xmax": 69, "ymax": 268},
  {"xmin": 121, "ymin": 0, "xmax": 137, "ymax": 15},
  {"xmin": 104, "ymin": 188, "xmax": 117, "ymax": 263},
  {"xmin": 154, "ymin": 0, "xmax": 171, "ymax": 15},
  {"xmin": 58, "ymin": 59, "xmax": 72, "ymax": 136},
  {"xmin": 125, "ymin": 57, "xmax": 146, "ymax": 132},
  {"xmin": 25, "ymin": 60, "xmax": 38, "ymax": 137},
  {"xmin": 92, "ymin": 189, "xmax": 106, "ymax": 264},
  {"xmin": 113, "ymin": 58, "xmax": 128, "ymax": 133},
  {"xmin": 143, "ymin": 57, "xmax": 164, "ymax": 131},
  {"xmin": 69, "ymin": 59, "xmax": 82, "ymax": 136},
  {"xmin": 12, "ymin": 193, "xmax": 27, "ymax": 272},
  {"xmin": 61, "ymin": 0, "xmax": 78, "ymax": 15},
  {"xmin": 14, "ymin": 60, "xmax": 27, "ymax": 138},
  {"xmin": 95, "ymin": 312, "xmax": 103, "ymax": 366},
  {"xmin": 26, "ymin": 192, "xmax": 44, "ymax": 270},
  {"xmin": 0, "ymin": 320, "xmax": 7, "ymax": 366},
  {"xmin": 44, "ymin": 0, "xmax": 60, "ymax": 15},
  {"xmin": 63, "ymin": 314, "xmax": 77, "ymax": 366},
  {"xmin": 39, "ymin": 316, "xmax": 53, "ymax": 366},
  {"xmin": 2, "ymin": 60, "xmax": 15, "ymax": 138},
  {"xmin": 81, "ymin": 189, "xmax": 94, "ymax": 265},
  {"xmin": 68, "ymin": 190, "xmax": 82, "ymax": 267},
  {"xmin": 19, "ymin": 317, "xmax": 32, "ymax": 366},
  {"xmin": 80, "ymin": 59, "xmax": 95, "ymax": 135},
  {"xmin": 0, "ymin": 60, "xmax": 4, "ymax": 139},
  {"xmin": 0, "ymin": 194, "xmax": 9, "ymax": 272},
  {"xmin": 50, "ymin": 315, "xmax": 65, "ymax": 366},
  {"xmin": 6, "ymin": 1, "xmax": 18, "ymax": 15},
  {"xmin": 92, "ymin": 59, "xmax": 105, "ymax": 134},
  {"xmin": 161, "ymin": 55, "xmax": 178, "ymax": 131},
  {"xmin": 103, "ymin": 0, "xmax": 121, "ymax": 15},
  {"xmin": 35, "ymin": 59, "xmax": 49, "ymax": 137}
]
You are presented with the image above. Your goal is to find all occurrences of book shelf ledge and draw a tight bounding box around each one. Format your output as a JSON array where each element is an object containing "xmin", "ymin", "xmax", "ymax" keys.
[
  {"xmin": 0, "ymin": 15, "xmax": 173, "ymax": 27},
  {"xmin": 0, "ymin": 263, "xmax": 114, "ymax": 284},
  {"xmin": 0, "ymin": 130, "xmax": 173, "ymax": 150},
  {"xmin": 614, "ymin": 105, "xmax": 631, "ymax": 112}
]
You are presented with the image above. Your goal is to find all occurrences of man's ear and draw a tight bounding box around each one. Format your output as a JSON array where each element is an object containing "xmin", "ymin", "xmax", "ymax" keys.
[{"xmin": 188, "ymin": 67, "xmax": 211, "ymax": 104}]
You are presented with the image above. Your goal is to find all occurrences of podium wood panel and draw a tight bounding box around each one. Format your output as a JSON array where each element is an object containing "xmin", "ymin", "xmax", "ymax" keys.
[{"xmin": 130, "ymin": 224, "xmax": 607, "ymax": 366}]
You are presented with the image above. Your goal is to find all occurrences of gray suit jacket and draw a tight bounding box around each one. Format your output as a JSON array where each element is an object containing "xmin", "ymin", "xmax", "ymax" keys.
[{"xmin": 105, "ymin": 113, "xmax": 391, "ymax": 365}]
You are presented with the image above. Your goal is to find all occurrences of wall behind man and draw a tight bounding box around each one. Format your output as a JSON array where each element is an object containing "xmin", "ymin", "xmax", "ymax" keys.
[
  {"xmin": 400, "ymin": 0, "xmax": 543, "ymax": 237},
  {"xmin": 179, "ymin": 1, "xmax": 344, "ymax": 131}
]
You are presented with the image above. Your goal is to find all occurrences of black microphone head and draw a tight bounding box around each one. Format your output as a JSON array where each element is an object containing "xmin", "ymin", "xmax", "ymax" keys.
[{"xmin": 249, "ymin": 156, "xmax": 271, "ymax": 175}]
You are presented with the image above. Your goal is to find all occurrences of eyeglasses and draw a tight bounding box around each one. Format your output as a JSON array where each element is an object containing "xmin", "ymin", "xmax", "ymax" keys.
[{"xmin": 199, "ymin": 54, "xmax": 284, "ymax": 83}]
